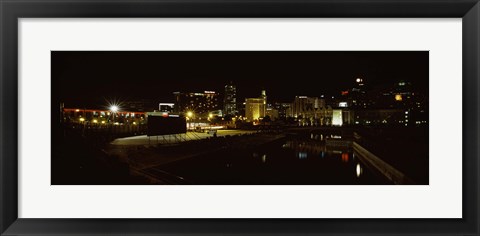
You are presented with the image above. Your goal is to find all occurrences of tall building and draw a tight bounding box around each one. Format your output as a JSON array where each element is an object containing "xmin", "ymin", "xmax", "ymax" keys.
[
  {"xmin": 173, "ymin": 91, "xmax": 220, "ymax": 116},
  {"xmin": 272, "ymin": 102, "xmax": 292, "ymax": 119},
  {"xmin": 245, "ymin": 90, "xmax": 267, "ymax": 122},
  {"xmin": 223, "ymin": 82, "xmax": 237, "ymax": 115},
  {"xmin": 350, "ymin": 77, "xmax": 368, "ymax": 108}
]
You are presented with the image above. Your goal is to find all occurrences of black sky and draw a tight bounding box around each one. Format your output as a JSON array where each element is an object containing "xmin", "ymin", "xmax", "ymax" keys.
[{"xmin": 52, "ymin": 51, "xmax": 428, "ymax": 108}]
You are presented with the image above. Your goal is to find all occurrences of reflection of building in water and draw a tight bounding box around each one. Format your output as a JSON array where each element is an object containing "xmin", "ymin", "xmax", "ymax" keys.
[
  {"xmin": 283, "ymin": 140, "xmax": 351, "ymax": 156},
  {"xmin": 245, "ymin": 90, "xmax": 267, "ymax": 122}
]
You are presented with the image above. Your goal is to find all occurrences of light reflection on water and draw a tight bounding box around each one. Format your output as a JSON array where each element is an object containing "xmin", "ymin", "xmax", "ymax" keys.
[
  {"xmin": 156, "ymin": 133, "xmax": 389, "ymax": 185},
  {"xmin": 244, "ymin": 134, "xmax": 381, "ymax": 184}
]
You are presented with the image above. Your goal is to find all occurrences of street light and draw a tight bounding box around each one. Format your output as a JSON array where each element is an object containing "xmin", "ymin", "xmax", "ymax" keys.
[
  {"xmin": 110, "ymin": 105, "xmax": 119, "ymax": 113},
  {"xmin": 186, "ymin": 111, "xmax": 194, "ymax": 130},
  {"xmin": 110, "ymin": 105, "xmax": 119, "ymax": 124}
]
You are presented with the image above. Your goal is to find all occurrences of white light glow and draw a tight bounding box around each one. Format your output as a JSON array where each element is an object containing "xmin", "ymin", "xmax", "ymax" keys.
[{"xmin": 110, "ymin": 105, "xmax": 119, "ymax": 112}]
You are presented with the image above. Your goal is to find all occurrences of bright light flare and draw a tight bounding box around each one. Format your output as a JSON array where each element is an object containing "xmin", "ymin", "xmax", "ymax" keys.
[{"xmin": 110, "ymin": 105, "xmax": 119, "ymax": 112}]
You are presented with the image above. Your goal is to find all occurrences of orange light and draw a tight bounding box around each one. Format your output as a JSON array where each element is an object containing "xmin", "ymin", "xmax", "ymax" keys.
[{"xmin": 395, "ymin": 94, "xmax": 403, "ymax": 101}]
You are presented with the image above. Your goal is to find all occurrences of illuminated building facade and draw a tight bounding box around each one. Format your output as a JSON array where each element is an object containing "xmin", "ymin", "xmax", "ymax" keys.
[
  {"xmin": 245, "ymin": 90, "xmax": 267, "ymax": 122},
  {"xmin": 158, "ymin": 103, "xmax": 174, "ymax": 113},
  {"xmin": 271, "ymin": 102, "xmax": 292, "ymax": 119},
  {"xmin": 223, "ymin": 82, "xmax": 237, "ymax": 115},
  {"xmin": 291, "ymin": 96, "xmax": 333, "ymax": 126},
  {"xmin": 62, "ymin": 108, "xmax": 146, "ymax": 125},
  {"xmin": 266, "ymin": 107, "xmax": 279, "ymax": 121},
  {"xmin": 173, "ymin": 91, "xmax": 220, "ymax": 116}
]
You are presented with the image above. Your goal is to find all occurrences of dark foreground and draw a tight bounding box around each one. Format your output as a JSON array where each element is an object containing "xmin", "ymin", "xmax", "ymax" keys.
[
  {"xmin": 52, "ymin": 126, "xmax": 428, "ymax": 185},
  {"xmin": 147, "ymin": 134, "xmax": 388, "ymax": 185}
]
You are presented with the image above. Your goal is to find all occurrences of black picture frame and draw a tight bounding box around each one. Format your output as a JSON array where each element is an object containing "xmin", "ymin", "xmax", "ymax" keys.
[{"xmin": 1, "ymin": 0, "xmax": 479, "ymax": 235}]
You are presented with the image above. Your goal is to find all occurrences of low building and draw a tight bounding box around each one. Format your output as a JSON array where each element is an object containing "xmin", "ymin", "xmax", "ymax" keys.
[
  {"xmin": 266, "ymin": 107, "xmax": 279, "ymax": 121},
  {"xmin": 291, "ymin": 96, "xmax": 333, "ymax": 126}
]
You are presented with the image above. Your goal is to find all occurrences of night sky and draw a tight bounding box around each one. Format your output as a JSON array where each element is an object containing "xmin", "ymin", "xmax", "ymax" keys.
[{"xmin": 52, "ymin": 51, "xmax": 428, "ymax": 108}]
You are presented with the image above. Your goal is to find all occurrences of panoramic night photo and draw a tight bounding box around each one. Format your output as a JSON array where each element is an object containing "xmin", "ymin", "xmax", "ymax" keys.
[{"xmin": 51, "ymin": 51, "xmax": 429, "ymax": 185}]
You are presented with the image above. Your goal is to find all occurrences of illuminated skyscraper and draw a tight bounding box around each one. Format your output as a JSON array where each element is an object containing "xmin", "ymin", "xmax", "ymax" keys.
[
  {"xmin": 245, "ymin": 90, "xmax": 267, "ymax": 122},
  {"xmin": 173, "ymin": 91, "xmax": 220, "ymax": 116},
  {"xmin": 223, "ymin": 82, "xmax": 237, "ymax": 115}
]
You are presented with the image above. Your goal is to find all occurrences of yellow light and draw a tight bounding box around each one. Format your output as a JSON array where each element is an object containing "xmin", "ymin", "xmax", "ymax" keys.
[
  {"xmin": 133, "ymin": 122, "xmax": 136, "ymax": 125},
  {"xmin": 395, "ymin": 94, "xmax": 403, "ymax": 101},
  {"xmin": 92, "ymin": 119, "xmax": 98, "ymax": 123},
  {"xmin": 209, "ymin": 114, "xmax": 213, "ymax": 118},
  {"xmin": 75, "ymin": 109, "xmax": 80, "ymax": 112},
  {"xmin": 187, "ymin": 111, "xmax": 193, "ymax": 117},
  {"xmin": 79, "ymin": 117, "xmax": 85, "ymax": 122},
  {"xmin": 101, "ymin": 121, "xmax": 106, "ymax": 124}
]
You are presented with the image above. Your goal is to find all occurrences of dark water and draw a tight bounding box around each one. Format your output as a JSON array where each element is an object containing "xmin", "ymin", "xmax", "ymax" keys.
[{"xmin": 154, "ymin": 134, "xmax": 390, "ymax": 185}]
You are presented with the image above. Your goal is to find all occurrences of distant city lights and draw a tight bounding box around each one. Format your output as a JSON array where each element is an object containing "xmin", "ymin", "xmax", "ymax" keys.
[{"xmin": 395, "ymin": 94, "xmax": 403, "ymax": 101}]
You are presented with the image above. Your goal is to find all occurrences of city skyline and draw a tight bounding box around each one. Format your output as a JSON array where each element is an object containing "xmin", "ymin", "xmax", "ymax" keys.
[
  {"xmin": 53, "ymin": 51, "xmax": 429, "ymax": 185},
  {"xmin": 52, "ymin": 51, "xmax": 428, "ymax": 108}
]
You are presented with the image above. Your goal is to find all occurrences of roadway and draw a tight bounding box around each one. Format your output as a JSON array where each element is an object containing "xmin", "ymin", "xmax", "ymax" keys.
[{"xmin": 110, "ymin": 129, "xmax": 256, "ymax": 146}]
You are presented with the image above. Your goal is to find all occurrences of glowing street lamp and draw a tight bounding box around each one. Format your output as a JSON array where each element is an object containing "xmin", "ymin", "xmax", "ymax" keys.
[
  {"xmin": 110, "ymin": 105, "xmax": 119, "ymax": 113},
  {"xmin": 186, "ymin": 111, "xmax": 194, "ymax": 130},
  {"xmin": 110, "ymin": 105, "xmax": 119, "ymax": 124}
]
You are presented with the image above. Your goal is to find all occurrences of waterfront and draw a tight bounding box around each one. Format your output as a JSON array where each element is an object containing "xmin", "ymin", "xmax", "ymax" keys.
[
  {"xmin": 140, "ymin": 132, "xmax": 390, "ymax": 185},
  {"xmin": 52, "ymin": 51, "xmax": 429, "ymax": 185}
]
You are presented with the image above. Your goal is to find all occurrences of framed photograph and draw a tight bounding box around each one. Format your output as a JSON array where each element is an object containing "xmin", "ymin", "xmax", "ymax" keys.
[{"xmin": 1, "ymin": 0, "xmax": 478, "ymax": 235}]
